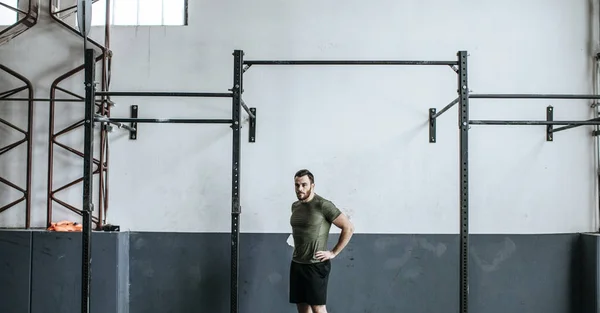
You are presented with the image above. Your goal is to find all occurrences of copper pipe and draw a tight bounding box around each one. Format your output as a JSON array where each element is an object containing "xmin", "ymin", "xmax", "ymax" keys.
[
  {"xmin": 0, "ymin": 138, "xmax": 27, "ymax": 155},
  {"xmin": 49, "ymin": 0, "xmax": 105, "ymax": 54},
  {"xmin": 48, "ymin": 0, "xmax": 111, "ymax": 230},
  {"xmin": 54, "ymin": 86, "xmax": 84, "ymax": 99},
  {"xmin": 53, "ymin": 141, "xmax": 102, "ymax": 165},
  {"xmin": 0, "ymin": 0, "xmax": 38, "ymax": 229},
  {"xmin": 0, "ymin": 117, "xmax": 27, "ymax": 134},
  {"xmin": 54, "ymin": 119, "xmax": 84, "ymax": 138},
  {"xmin": 0, "ymin": 0, "xmax": 39, "ymax": 46},
  {"xmin": 0, "ymin": 197, "xmax": 26, "ymax": 214},
  {"xmin": 98, "ymin": 0, "xmax": 113, "ymax": 227},
  {"xmin": 0, "ymin": 86, "xmax": 28, "ymax": 98},
  {"xmin": 0, "ymin": 176, "xmax": 25, "ymax": 193},
  {"xmin": 48, "ymin": 57, "xmax": 104, "ymax": 228},
  {"xmin": 0, "ymin": 63, "xmax": 34, "ymax": 229}
]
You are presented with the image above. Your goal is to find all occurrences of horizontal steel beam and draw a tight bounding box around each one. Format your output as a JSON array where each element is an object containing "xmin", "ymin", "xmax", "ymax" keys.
[
  {"xmin": 95, "ymin": 116, "xmax": 232, "ymax": 124},
  {"xmin": 244, "ymin": 60, "xmax": 458, "ymax": 66},
  {"xmin": 95, "ymin": 91, "xmax": 233, "ymax": 98},
  {"xmin": 0, "ymin": 98, "xmax": 84, "ymax": 102},
  {"xmin": 470, "ymin": 93, "xmax": 600, "ymax": 100},
  {"xmin": 470, "ymin": 120, "xmax": 600, "ymax": 125}
]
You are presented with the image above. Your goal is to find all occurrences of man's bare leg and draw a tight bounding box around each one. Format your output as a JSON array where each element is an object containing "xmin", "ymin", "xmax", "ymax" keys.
[
  {"xmin": 296, "ymin": 303, "xmax": 312, "ymax": 313},
  {"xmin": 310, "ymin": 305, "xmax": 327, "ymax": 313}
]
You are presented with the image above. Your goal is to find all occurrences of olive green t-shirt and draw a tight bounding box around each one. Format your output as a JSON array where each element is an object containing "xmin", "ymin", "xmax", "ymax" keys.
[{"xmin": 290, "ymin": 194, "xmax": 342, "ymax": 264}]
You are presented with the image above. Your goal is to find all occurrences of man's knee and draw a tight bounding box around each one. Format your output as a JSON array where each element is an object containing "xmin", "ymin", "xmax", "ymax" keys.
[
  {"xmin": 296, "ymin": 303, "xmax": 311, "ymax": 313},
  {"xmin": 311, "ymin": 305, "xmax": 327, "ymax": 313}
]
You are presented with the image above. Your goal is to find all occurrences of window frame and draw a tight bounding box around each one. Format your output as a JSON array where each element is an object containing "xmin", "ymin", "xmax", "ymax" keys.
[
  {"xmin": 84, "ymin": 0, "xmax": 189, "ymax": 27},
  {"xmin": 0, "ymin": 0, "xmax": 20, "ymax": 26}
]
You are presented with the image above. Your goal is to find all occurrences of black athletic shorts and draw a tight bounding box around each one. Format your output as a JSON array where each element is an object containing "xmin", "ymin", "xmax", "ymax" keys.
[{"xmin": 289, "ymin": 260, "xmax": 331, "ymax": 305}]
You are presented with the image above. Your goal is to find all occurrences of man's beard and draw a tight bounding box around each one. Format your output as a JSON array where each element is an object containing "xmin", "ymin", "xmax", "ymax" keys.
[{"xmin": 296, "ymin": 187, "xmax": 312, "ymax": 201}]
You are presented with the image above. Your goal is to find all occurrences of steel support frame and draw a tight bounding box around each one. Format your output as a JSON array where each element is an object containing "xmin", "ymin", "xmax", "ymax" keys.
[
  {"xmin": 430, "ymin": 91, "xmax": 600, "ymax": 141},
  {"xmin": 48, "ymin": 0, "xmax": 112, "ymax": 230},
  {"xmin": 241, "ymin": 52, "xmax": 466, "ymax": 313},
  {"xmin": 231, "ymin": 49, "xmax": 243, "ymax": 313},
  {"xmin": 457, "ymin": 51, "xmax": 469, "ymax": 313},
  {"xmin": 82, "ymin": 48, "xmax": 95, "ymax": 313},
  {"xmin": 0, "ymin": 0, "xmax": 38, "ymax": 228},
  {"xmin": 70, "ymin": 31, "xmax": 600, "ymax": 312},
  {"xmin": 0, "ymin": 0, "xmax": 39, "ymax": 46},
  {"xmin": 0, "ymin": 65, "xmax": 34, "ymax": 228},
  {"xmin": 428, "ymin": 51, "xmax": 600, "ymax": 313},
  {"xmin": 81, "ymin": 49, "xmax": 249, "ymax": 313}
]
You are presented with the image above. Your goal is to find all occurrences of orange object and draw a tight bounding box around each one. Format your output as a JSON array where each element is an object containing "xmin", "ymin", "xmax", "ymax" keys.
[{"xmin": 47, "ymin": 220, "xmax": 83, "ymax": 232}]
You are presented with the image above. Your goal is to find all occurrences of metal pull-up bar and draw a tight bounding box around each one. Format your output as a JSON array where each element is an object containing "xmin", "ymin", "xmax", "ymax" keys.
[
  {"xmin": 242, "ymin": 58, "xmax": 459, "ymax": 77},
  {"xmin": 426, "ymin": 50, "xmax": 600, "ymax": 313},
  {"xmin": 243, "ymin": 59, "xmax": 458, "ymax": 66},
  {"xmin": 429, "ymin": 93, "xmax": 600, "ymax": 142},
  {"xmin": 469, "ymin": 93, "xmax": 600, "ymax": 99},
  {"xmin": 95, "ymin": 116, "xmax": 233, "ymax": 124},
  {"xmin": 95, "ymin": 91, "xmax": 233, "ymax": 98},
  {"xmin": 92, "ymin": 90, "xmax": 256, "ymax": 137},
  {"xmin": 240, "ymin": 51, "xmax": 469, "ymax": 313},
  {"xmin": 80, "ymin": 48, "xmax": 253, "ymax": 313},
  {"xmin": 75, "ymin": 5, "xmax": 249, "ymax": 313}
]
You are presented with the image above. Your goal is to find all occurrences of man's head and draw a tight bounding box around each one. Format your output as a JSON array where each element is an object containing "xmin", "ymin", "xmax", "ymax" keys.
[{"xmin": 294, "ymin": 169, "xmax": 315, "ymax": 202}]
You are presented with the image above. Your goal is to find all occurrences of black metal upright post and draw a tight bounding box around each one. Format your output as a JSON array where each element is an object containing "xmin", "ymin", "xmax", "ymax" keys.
[
  {"xmin": 231, "ymin": 50, "xmax": 243, "ymax": 313},
  {"xmin": 457, "ymin": 50, "xmax": 469, "ymax": 313},
  {"xmin": 82, "ymin": 48, "xmax": 96, "ymax": 313}
]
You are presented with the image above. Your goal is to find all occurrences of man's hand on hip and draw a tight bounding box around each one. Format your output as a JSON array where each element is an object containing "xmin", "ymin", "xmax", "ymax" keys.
[{"xmin": 315, "ymin": 250, "xmax": 336, "ymax": 262}]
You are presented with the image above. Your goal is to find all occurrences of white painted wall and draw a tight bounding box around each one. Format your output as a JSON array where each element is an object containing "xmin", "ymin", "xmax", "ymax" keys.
[{"xmin": 0, "ymin": 0, "xmax": 598, "ymax": 234}]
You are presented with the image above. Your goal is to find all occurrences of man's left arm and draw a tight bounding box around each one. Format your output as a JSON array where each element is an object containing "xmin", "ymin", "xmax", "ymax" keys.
[
  {"xmin": 315, "ymin": 212, "xmax": 354, "ymax": 261},
  {"xmin": 330, "ymin": 213, "xmax": 354, "ymax": 257}
]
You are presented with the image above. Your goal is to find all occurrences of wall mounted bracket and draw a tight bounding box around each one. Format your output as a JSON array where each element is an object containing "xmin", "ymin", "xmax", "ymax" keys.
[
  {"xmin": 130, "ymin": 105, "xmax": 138, "ymax": 140},
  {"xmin": 249, "ymin": 107, "xmax": 256, "ymax": 142},
  {"xmin": 429, "ymin": 108, "xmax": 436, "ymax": 143},
  {"xmin": 546, "ymin": 106, "xmax": 553, "ymax": 141},
  {"xmin": 428, "ymin": 98, "xmax": 459, "ymax": 143},
  {"xmin": 127, "ymin": 105, "xmax": 256, "ymax": 142}
]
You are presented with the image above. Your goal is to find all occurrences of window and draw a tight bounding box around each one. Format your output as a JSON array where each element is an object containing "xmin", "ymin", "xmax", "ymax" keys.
[
  {"xmin": 1, "ymin": 0, "xmax": 188, "ymax": 27},
  {"xmin": 0, "ymin": 0, "xmax": 19, "ymax": 26},
  {"xmin": 88, "ymin": 0, "xmax": 187, "ymax": 26}
]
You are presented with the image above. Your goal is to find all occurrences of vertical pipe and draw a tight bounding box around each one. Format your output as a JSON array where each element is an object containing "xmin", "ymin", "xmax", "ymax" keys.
[
  {"xmin": 102, "ymin": 0, "xmax": 113, "ymax": 227},
  {"xmin": 0, "ymin": 64, "xmax": 35, "ymax": 228},
  {"xmin": 98, "ymin": 61, "xmax": 106, "ymax": 229},
  {"xmin": 98, "ymin": 0, "xmax": 113, "ymax": 228},
  {"xmin": 595, "ymin": 0, "xmax": 600, "ymax": 231},
  {"xmin": 48, "ymin": 0, "xmax": 108, "ymax": 230},
  {"xmin": 231, "ymin": 50, "xmax": 243, "ymax": 313},
  {"xmin": 82, "ymin": 48, "xmax": 96, "ymax": 313},
  {"xmin": 458, "ymin": 50, "xmax": 470, "ymax": 313},
  {"xmin": 594, "ymin": 54, "xmax": 600, "ymax": 231},
  {"xmin": 48, "ymin": 63, "xmax": 97, "ymax": 228},
  {"xmin": 25, "ymin": 78, "xmax": 33, "ymax": 228},
  {"xmin": 47, "ymin": 91, "xmax": 55, "ymax": 227}
]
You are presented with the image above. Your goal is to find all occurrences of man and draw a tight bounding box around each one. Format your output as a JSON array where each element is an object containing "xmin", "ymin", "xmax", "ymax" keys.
[{"xmin": 289, "ymin": 169, "xmax": 354, "ymax": 313}]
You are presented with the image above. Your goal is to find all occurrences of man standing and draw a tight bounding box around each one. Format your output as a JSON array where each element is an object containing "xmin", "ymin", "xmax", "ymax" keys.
[{"xmin": 289, "ymin": 169, "xmax": 354, "ymax": 313}]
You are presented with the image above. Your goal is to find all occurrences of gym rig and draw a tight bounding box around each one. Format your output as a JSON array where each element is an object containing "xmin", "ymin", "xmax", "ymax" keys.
[{"xmin": 80, "ymin": 48, "xmax": 600, "ymax": 313}]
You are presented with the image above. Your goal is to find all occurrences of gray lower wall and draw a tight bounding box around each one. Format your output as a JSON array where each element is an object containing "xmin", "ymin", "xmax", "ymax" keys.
[
  {"xmin": 582, "ymin": 233, "xmax": 600, "ymax": 313},
  {"xmin": 0, "ymin": 230, "xmax": 596, "ymax": 313},
  {"xmin": 0, "ymin": 230, "xmax": 122, "ymax": 313}
]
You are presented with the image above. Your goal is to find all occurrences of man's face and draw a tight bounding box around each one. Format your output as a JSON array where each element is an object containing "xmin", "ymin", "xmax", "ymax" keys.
[{"xmin": 294, "ymin": 175, "xmax": 314, "ymax": 201}]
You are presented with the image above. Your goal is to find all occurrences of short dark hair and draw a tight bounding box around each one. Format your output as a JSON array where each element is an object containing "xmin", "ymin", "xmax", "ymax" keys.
[{"xmin": 294, "ymin": 169, "xmax": 314, "ymax": 184}]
